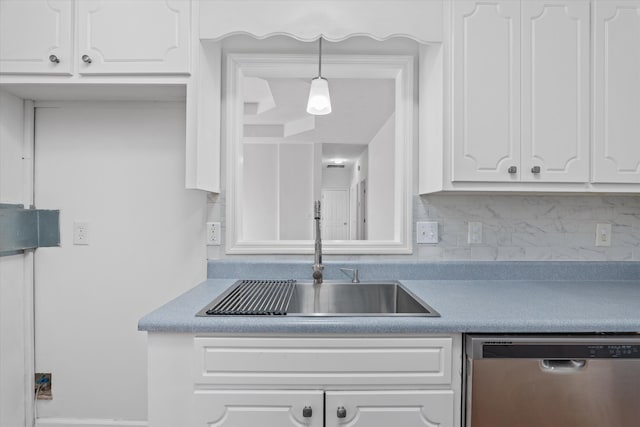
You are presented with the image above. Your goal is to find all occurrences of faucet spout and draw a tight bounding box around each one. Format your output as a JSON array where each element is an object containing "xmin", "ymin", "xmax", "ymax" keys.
[{"xmin": 312, "ymin": 200, "xmax": 323, "ymax": 284}]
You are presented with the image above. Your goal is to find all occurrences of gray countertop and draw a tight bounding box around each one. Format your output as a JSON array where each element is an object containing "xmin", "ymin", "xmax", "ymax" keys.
[{"xmin": 138, "ymin": 278, "xmax": 640, "ymax": 334}]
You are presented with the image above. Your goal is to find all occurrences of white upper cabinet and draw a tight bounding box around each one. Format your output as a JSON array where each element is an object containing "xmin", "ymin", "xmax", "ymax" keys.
[
  {"xmin": 0, "ymin": 0, "xmax": 73, "ymax": 74},
  {"xmin": 77, "ymin": 0, "xmax": 190, "ymax": 74},
  {"xmin": 521, "ymin": 1, "xmax": 590, "ymax": 183},
  {"xmin": 452, "ymin": 1, "xmax": 521, "ymax": 182},
  {"xmin": 592, "ymin": 0, "xmax": 640, "ymax": 183},
  {"xmin": 451, "ymin": 0, "xmax": 590, "ymax": 184},
  {"xmin": 0, "ymin": 0, "xmax": 190, "ymax": 75}
]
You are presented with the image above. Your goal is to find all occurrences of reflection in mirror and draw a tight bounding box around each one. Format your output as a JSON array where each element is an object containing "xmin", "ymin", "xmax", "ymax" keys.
[
  {"xmin": 242, "ymin": 77, "xmax": 395, "ymax": 242},
  {"xmin": 225, "ymin": 44, "xmax": 414, "ymax": 254}
]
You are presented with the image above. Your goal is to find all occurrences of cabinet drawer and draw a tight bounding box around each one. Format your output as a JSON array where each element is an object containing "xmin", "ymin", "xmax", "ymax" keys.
[{"xmin": 194, "ymin": 337, "xmax": 453, "ymax": 387}]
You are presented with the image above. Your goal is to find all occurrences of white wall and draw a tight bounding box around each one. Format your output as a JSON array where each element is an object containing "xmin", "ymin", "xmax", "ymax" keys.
[
  {"xmin": 367, "ymin": 114, "xmax": 395, "ymax": 240},
  {"xmin": 0, "ymin": 90, "xmax": 31, "ymax": 427},
  {"xmin": 0, "ymin": 90, "xmax": 26, "ymax": 203},
  {"xmin": 279, "ymin": 144, "xmax": 314, "ymax": 240},
  {"xmin": 242, "ymin": 142, "xmax": 315, "ymax": 241},
  {"xmin": 350, "ymin": 147, "xmax": 369, "ymax": 190},
  {"xmin": 242, "ymin": 143, "xmax": 278, "ymax": 240},
  {"xmin": 32, "ymin": 103, "xmax": 206, "ymax": 425},
  {"xmin": 322, "ymin": 165, "xmax": 352, "ymax": 189}
]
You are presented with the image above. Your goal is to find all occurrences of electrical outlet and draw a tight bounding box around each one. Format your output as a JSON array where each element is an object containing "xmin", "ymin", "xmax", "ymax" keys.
[
  {"xmin": 35, "ymin": 373, "xmax": 52, "ymax": 400},
  {"xmin": 417, "ymin": 221, "xmax": 438, "ymax": 244},
  {"xmin": 468, "ymin": 221, "xmax": 483, "ymax": 244},
  {"xmin": 595, "ymin": 223, "xmax": 612, "ymax": 247},
  {"xmin": 73, "ymin": 221, "xmax": 89, "ymax": 245},
  {"xmin": 207, "ymin": 222, "xmax": 221, "ymax": 245}
]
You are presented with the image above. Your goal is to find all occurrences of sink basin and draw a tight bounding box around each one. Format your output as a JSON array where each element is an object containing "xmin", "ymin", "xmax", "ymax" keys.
[
  {"xmin": 286, "ymin": 281, "xmax": 440, "ymax": 317},
  {"xmin": 197, "ymin": 280, "xmax": 440, "ymax": 317}
]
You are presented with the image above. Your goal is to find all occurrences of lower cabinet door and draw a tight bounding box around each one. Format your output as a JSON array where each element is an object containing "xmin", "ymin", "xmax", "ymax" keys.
[
  {"xmin": 192, "ymin": 390, "xmax": 324, "ymax": 427},
  {"xmin": 325, "ymin": 390, "xmax": 455, "ymax": 427}
]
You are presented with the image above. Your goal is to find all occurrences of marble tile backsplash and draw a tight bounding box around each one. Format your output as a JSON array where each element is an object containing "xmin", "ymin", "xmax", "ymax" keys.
[{"xmin": 207, "ymin": 194, "xmax": 640, "ymax": 261}]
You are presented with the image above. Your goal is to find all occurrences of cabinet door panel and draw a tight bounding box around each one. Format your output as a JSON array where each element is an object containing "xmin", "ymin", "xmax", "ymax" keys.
[
  {"xmin": 326, "ymin": 390, "xmax": 454, "ymax": 427},
  {"xmin": 77, "ymin": 0, "xmax": 190, "ymax": 74},
  {"xmin": 452, "ymin": 1, "xmax": 521, "ymax": 182},
  {"xmin": 0, "ymin": 0, "xmax": 72, "ymax": 74},
  {"xmin": 521, "ymin": 1, "xmax": 590, "ymax": 183},
  {"xmin": 194, "ymin": 337, "xmax": 453, "ymax": 387},
  {"xmin": 192, "ymin": 390, "xmax": 323, "ymax": 427},
  {"xmin": 593, "ymin": 1, "xmax": 640, "ymax": 183}
]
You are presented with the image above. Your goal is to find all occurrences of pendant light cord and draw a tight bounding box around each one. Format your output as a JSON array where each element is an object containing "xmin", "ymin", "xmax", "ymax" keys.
[{"xmin": 318, "ymin": 37, "xmax": 323, "ymax": 78}]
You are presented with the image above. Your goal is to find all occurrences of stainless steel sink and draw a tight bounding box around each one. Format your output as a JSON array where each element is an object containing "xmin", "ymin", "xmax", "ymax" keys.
[
  {"xmin": 197, "ymin": 280, "xmax": 440, "ymax": 317},
  {"xmin": 286, "ymin": 281, "xmax": 440, "ymax": 317}
]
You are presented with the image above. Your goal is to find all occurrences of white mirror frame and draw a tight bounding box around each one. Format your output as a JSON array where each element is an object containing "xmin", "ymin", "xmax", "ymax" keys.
[{"xmin": 225, "ymin": 53, "xmax": 414, "ymax": 254}]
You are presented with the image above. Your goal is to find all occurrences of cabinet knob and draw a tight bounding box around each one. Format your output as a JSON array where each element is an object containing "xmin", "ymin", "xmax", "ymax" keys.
[
  {"xmin": 81, "ymin": 54, "xmax": 92, "ymax": 64},
  {"xmin": 508, "ymin": 166, "xmax": 517, "ymax": 174},
  {"xmin": 531, "ymin": 166, "xmax": 541, "ymax": 174},
  {"xmin": 302, "ymin": 406, "xmax": 312, "ymax": 418},
  {"xmin": 337, "ymin": 406, "xmax": 347, "ymax": 418},
  {"xmin": 49, "ymin": 54, "xmax": 60, "ymax": 64}
]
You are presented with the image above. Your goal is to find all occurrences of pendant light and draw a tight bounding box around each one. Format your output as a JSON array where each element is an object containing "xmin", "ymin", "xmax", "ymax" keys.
[{"xmin": 306, "ymin": 37, "xmax": 332, "ymax": 115}]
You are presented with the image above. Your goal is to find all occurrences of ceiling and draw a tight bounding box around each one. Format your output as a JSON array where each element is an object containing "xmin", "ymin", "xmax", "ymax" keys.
[{"xmin": 243, "ymin": 77, "xmax": 396, "ymax": 157}]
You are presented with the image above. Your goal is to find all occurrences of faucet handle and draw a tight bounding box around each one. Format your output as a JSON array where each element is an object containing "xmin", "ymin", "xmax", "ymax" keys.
[{"xmin": 340, "ymin": 268, "xmax": 360, "ymax": 283}]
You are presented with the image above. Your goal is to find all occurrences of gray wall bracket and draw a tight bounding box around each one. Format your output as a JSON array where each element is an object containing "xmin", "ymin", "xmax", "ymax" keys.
[{"xmin": 0, "ymin": 204, "xmax": 60, "ymax": 256}]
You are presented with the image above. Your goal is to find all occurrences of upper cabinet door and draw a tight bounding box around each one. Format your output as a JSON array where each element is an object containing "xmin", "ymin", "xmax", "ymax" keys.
[
  {"xmin": 593, "ymin": 0, "xmax": 640, "ymax": 183},
  {"xmin": 325, "ymin": 390, "xmax": 455, "ymax": 427},
  {"xmin": 521, "ymin": 1, "xmax": 590, "ymax": 183},
  {"xmin": 77, "ymin": 0, "xmax": 190, "ymax": 74},
  {"xmin": 0, "ymin": 0, "xmax": 73, "ymax": 75},
  {"xmin": 452, "ymin": 1, "xmax": 521, "ymax": 182}
]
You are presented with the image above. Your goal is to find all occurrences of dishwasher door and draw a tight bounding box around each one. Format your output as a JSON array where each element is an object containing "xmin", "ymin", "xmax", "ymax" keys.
[{"xmin": 465, "ymin": 335, "xmax": 640, "ymax": 427}]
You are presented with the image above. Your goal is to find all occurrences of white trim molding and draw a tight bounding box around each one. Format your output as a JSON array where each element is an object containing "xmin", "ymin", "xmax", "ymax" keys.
[
  {"xmin": 198, "ymin": 0, "xmax": 444, "ymax": 43},
  {"xmin": 224, "ymin": 53, "xmax": 414, "ymax": 254}
]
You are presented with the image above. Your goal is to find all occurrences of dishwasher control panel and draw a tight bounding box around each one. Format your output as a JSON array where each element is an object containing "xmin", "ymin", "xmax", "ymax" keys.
[
  {"xmin": 482, "ymin": 343, "xmax": 640, "ymax": 358},
  {"xmin": 587, "ymin": 344, "xmax": 640, "ymax": 358},
  {"xmin": 467, "ymin": 335, "xmax": 640, "ymax": 360}
]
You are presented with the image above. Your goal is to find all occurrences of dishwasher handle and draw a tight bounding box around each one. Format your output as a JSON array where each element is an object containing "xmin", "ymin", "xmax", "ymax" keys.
[{"xmin": 540, "ymin": 359, "xmax": 586, "ymax": 373}]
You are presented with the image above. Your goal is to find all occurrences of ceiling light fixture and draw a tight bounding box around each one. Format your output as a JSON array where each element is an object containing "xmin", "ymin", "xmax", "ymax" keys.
[{"xmin": 306, "ymin": 37, "xmax": 332, "ymax": 115}]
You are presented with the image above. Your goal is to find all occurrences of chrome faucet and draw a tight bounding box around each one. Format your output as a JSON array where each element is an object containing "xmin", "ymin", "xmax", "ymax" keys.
[{"xmin": 312, "ymin": 200, "xmax": 324, "ymax": 285}]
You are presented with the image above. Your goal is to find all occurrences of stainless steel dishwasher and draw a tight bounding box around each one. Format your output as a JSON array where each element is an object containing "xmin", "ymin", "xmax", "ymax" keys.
[{"xmin": 465, "ymin": 334, "xmax": 640, "ymax": 427}]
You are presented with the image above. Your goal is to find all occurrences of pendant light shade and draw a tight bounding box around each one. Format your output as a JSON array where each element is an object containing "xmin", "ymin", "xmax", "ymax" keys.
[
  {"xmin": 307, "ymin": 77, "xmax": 332, "ymax": 115},
  {"xmin": 307, "ymin": 37, "xmax": 332, "ymax": 115}
]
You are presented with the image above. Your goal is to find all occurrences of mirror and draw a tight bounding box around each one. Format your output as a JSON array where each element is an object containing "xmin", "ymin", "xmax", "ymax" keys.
[{"xmin": 224, "ymin": 40, "xmax": 414, "ymax": 254}]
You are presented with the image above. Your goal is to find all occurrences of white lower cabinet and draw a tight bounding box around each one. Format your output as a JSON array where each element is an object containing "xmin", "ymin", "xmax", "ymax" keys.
[
  {"xmin": 191, "ymin": 389, "xmax": 454, "ymax": 427},
  {"xmin": 192, "ymin": 390, "xmax": 324, "ymax": 427},
  {"xmin": 147, "ymin": 334, "xmax": 462, "ymax": 427},
  {"xmin": 325, "ymin": 390, "xmax": 454, "ymax": 427}
]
